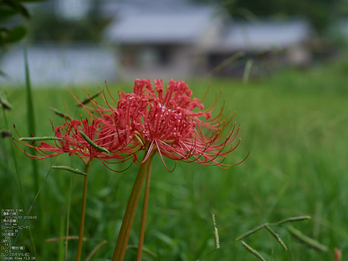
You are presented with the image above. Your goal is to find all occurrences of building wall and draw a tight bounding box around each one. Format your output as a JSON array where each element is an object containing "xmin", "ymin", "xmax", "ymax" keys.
[
  {"xmin": 117, "ymin": 45, "xmax": 199, "ymax": 80},
  {"xmin": 285, "ymin": 45, "xmax": 311, "ymax": 66}
]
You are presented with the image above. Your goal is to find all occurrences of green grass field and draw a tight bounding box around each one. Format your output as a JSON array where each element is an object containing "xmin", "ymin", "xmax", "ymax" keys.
[{"xmin": 1, "ymin": 61, "xmax": 347, "ymax": 260}]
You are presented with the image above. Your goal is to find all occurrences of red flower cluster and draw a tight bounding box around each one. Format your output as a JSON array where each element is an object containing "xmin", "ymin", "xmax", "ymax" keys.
[
  {"xmin": 15, "ymin": 79, "xmax": 246, "ymax": 169},
  {"xmin": 14, "ymin": 117, "xmax": 138, "ymax": 168}
]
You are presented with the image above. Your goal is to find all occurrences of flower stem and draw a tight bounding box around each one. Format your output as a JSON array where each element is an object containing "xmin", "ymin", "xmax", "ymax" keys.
[
  {"xmin": 112, "ymin": 156, "xmax": 153, "ymax": 261},
  {"xmin": 136, "ymin": 161, "xmax": 152, "ymax": 261},
  {"xmin": 76, "ymin": 163, "xmax": 90, "ymax": 261}
]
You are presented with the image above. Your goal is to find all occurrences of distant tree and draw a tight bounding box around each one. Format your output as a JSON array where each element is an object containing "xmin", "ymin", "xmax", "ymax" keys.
[
  {"xmin": 28, "ymin": 2, "xmax": 111, "ymax": 43},
  {"xmin": 0, "ymin": 0, "xmax": 48, "ymax": 78},
  {"xmin": 0, "ymin": 0, "xmax": 47, "ymax": 48},
  {"xmin": 192, "ymin": 0, "xmax": 341, "ymax": 32}
]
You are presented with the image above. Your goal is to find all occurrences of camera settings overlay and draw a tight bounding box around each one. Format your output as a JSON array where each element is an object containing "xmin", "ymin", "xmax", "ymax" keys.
[{"xmin": 1, "ymin": 209, "xmax": 36, "ymax": 260}]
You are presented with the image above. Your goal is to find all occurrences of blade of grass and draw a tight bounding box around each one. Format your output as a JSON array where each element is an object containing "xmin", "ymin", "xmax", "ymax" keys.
[
  {"xmin": 24, "ymin": 46, "xmax": 45, "ymax": 258},
  {"xmin": 265, "ymin": 182, "xmax": 289, "ymax": 219},
  {"xmin": 263, "ymin": 224, "xmax": 287, "ymax": 250},
  {"xmin": 49, "ymin": 107, "xmax": 73, "ymax": 121},
  {"xmin": 240, "ymin": 241, "xmax": 266, "ymax": 261},
  {"xmin": 86, "ymin": 240, "xmax": 108, "ymax": 261},
  {"xmin": 209, "ymin": 51, "xmax": 245, "ymax": 76},
  {"xmin": 24, "ymin": 46, "xmax": 40, "ymax": 192},
  {"xmin": 212, "ymin": 213, "xmax": 220, "ymax": 249},
  {"xmin": 236, "ymin": 224, "xmax": 265, "ymax": 241},
  {"xmin": 12, "ymin": 157, "xmax": 57, "ymax": 244},
  {"xmin": 286, "ymin": 225, "xmax": 328, "ymax": 252},
  {"xmin": 77, "ymin": 90, "xmax": 101, "ymax": 106},
  {"xmin": 0, "ymin": 91, "xmax": 13, "ymax": 110},
  {"xmin": 243, "ymin": 59, "xmax": 253, "ymax": 84},
  {"xmin": 127, "ymin": 245, "xmax": 157, "ymax": 258},
  {"xmin": 275, "ymin": 216, "xmax": 311, "ymax": 226},
  {"xmin": 46, "ymin": 236, "xmax": 87, "ymax": 242},
  {"xmin": 58, "ymin": 213, "xmax": 65, "ymax": 261},
  {"xmin": 2, "ymin": 109, "xmax": 36, "ymax": 259},
  {"xmin": 64, "ymin": 175, "xmax": 73, "ymax": 261}
]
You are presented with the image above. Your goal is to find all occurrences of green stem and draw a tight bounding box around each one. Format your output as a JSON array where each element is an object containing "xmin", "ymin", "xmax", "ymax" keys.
[
  {"xmin": 112, "ymin": 156, "xmax": 153, "ymax": 261},
  {"xmin": 76, "ymin": 163, "xmax": 90, "ymax": 261},
  {"xmin": 65, "ymin": 176, "xmax": 73, "ymax": 261},
  {"xmin": 136, "ymin": 160, "xmax": 152, "ymax": 261}
]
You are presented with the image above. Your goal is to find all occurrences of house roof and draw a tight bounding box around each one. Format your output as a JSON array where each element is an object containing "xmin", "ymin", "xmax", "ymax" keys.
[
  {"xmin": 100, "ymin": 0, "xmax": 201, "ymax": 17},
  {"xmin": 214, "ymin": 19, "xmax": 311, "ymax": 52},
  {"xmin": 103, "ymin": 0, "xmax": 219, "ymax": 45},
  {"xmin": 103, "ymin": 0, "xmax": 311, "ymax": 50}
]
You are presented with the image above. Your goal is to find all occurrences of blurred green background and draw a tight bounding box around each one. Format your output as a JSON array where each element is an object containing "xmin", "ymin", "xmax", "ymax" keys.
[{"xmin": 1, "ymin": 61, "xmax": 348, "ymax": 260}]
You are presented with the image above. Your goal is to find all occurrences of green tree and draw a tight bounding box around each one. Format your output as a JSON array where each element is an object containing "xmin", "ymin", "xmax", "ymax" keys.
[
  {"xmin": 0, "ymin": 0, "xmax": 47, "ymax": 48},
  {"xmin": 194, "ymin": 0, "xmax": 340, "ymax": 32}
]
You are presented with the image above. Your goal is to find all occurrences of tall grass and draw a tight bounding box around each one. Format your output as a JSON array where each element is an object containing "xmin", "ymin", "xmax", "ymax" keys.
[{"xmin": 1, "ymin": 63, "xmax": 347, "ymax": 260}]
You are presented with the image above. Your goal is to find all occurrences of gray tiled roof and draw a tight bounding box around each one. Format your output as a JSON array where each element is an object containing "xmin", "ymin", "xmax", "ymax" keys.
[
  {"xmin": 104, "ymin": 1, "xmax": 218, "ymax": 45},
  {"xmin": 100, "ymin": 0, "xmax": 200, "ymax": 17}
]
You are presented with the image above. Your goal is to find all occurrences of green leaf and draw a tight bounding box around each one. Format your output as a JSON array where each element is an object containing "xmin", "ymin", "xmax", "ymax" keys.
[
  {"xmin": 18, "ymin": 4, "xmax": 30, "ymax": 18},
  {"xmin": 4, "ymin": 26, "xmax": 27, "ymax": 43},
  {"xmin": 52, "ymin": 165, "xmax": 88, "ymax": 176},
  {"xmin": 0, "ymin": 1, "xmax": 30, "ymax": 19},
  {"xmin": 0, "ymin": 6, "xmax": 19, "ymax": 21},
  {"xmin": 0, "ymin": 92, "xmax": 13, "ymax": 110},
  {"xmin": 49, "ymin": 107, "xmax": 73, "ymax": 121}
]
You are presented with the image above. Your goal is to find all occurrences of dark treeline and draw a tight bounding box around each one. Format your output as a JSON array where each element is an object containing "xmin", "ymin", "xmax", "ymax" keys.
[{"xmin": 193, "ymin": 0, "xmax": 346, "ymax": 32}]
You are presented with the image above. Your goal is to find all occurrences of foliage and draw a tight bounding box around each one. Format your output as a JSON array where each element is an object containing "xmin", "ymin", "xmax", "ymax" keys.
[
  {"xmin": 0, "ymin": 0, "xmax": 46, "ymax": 47},
  {"xmin": 194, "ymin": 0, "xmax": 341, "ymax": 32},
  {"xmin": 27, "ymin": 10, "xmax": 111, "ymax": 43}
]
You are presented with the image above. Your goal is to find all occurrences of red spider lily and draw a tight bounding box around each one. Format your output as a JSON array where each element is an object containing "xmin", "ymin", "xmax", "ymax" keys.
[
  {"xmin": 13, "ymin": 117, "xmax": 140, "ymax": 168},
  {"xmin": 76, "ymin": 79, "xmax": 247, "ymax": 171},
  {"xmin": 131, "ymin": 79, "xmax": 246, "ymax": 170},
  {"xmin": 110, "ymin": 78, "xmax": 248, "ymax": 261}
]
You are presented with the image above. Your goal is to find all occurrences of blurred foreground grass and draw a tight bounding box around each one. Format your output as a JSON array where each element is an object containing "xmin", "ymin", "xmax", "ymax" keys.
[{"xmin": 1, "ymin": 62, "xmax": 347, "ymax": 260}]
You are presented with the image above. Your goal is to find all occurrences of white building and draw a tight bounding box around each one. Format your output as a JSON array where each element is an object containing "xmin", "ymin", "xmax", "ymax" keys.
[
  {"xmin": 0, "ymin": 0, "xmax": 313, "ymax": 85},
  {"xmin": 102, "ymin": 0, "xmax": 222, "ymax": 80},
  {"xmin": 103, "ymin": 0, "xmax": 312, "ymax": 79}
]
